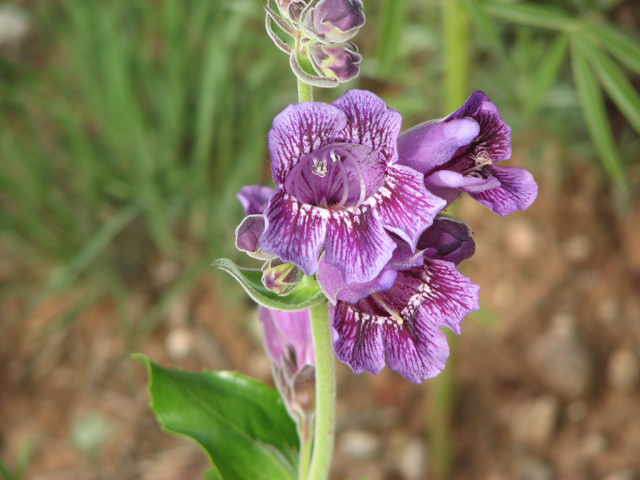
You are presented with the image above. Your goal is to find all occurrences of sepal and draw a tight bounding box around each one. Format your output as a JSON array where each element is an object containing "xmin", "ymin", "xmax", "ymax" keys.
[{"xmin": 212, "ymin": 258, "xmax": 326, "ymax": 311}]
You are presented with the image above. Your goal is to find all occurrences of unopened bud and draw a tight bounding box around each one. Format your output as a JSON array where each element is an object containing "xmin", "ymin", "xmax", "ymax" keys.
[
  {"xmin": 418, "ymin": 215, "xmax": 476, "ymax": 265},
  {"xmin": 303, "ymin": 0, "xmax": 365, "ymax": 43},
  {"xmin": 235, "ymin": 215, "xmax": 276, "ymax": 261},
  {"xmin": 262, "ymin": 258, "xmax": 304, "ymax": 295},
  {"xmin": 308, "ymin": 42, "xmax": 361, "ymax": 83},
  {"xmin": 276, "ymin": 0, "xmax": 309, "ymax": 23}
]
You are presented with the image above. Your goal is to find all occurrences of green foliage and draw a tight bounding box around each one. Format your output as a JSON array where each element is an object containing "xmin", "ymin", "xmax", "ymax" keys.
[
  {"xmin": 211, "ymin": 259, "xmax": 326, "ymax": 311},
  {"xmin": 0, "ymin": 437, "xmax": 32, "ymax": 480},
  {"xmin": 137, "ymin": 355, "xmax": 299, "ymax": 480}
]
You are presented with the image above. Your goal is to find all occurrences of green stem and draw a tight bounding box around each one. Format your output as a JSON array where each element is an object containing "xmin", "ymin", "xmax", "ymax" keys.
[
  {"xmin": 298, "ymin": 423, "xmax": 313, "ymax": 480},
  {"xmin": 306, "ymin": 301, "xmax": 335, "ymax": 480},
  {"xmin": 297, "ymin": 78, "xmax": 313, "ymax": 103},
  {"xmin": 442, "ymin": 0, "xmax": 469, "ymax": 112}
]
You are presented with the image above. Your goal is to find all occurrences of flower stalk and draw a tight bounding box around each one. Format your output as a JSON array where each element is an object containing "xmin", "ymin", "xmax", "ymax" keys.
[{"xmin": 306, "ymin": 301, "xmax": 336, "ymax": 480}]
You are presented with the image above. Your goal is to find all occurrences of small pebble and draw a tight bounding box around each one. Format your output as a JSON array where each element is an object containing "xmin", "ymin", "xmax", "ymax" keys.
[
  {"xmin": 510, "ymin": 395, "xmax": 559, "ymax": 446},
  {"xmin": 340, "ymin": 430, "xmax": 381, "ymax": 459},
  {"xmin": 562, "ymin": 235, "xmax": 592, "ymax": 263},
  {"xmin": 608, "ymin": 348, "xmax": 640, "ymax": 392},
  {"xmin": 165, "ymin": 328, "xmax": 194, "ymax": 361},
  {"xmin": 396, "ymin": 437, "xmax": 427, "ymax": 480},
  {"xmin": 602, "ymin": 468, "xmax": 637, "ymax": 480},
  {"xmin": 514, "ymin": 457, "xmax": 555, "ymax": 480},
  {"xmin": 527, "ymin": 314, "xmax": 593, "ymax": 398},
  {"xmin": 505, "ymin": 220, "xmax": 537, "ymax": 258},
  {"xmin": 582, "ymin": 432, "xmax": 608, "ymax": 457},
  {"xmin": 597, "ymin": 297, "xmax": 620, "ymax": 326}
]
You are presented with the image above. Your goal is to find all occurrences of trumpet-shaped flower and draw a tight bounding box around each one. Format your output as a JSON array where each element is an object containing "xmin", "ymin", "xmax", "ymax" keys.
[
  {"xmin": 397, "ymin": 91, "xmax": 538, "ymax": 216},
  {"xmin": 260, "ymin": 89, "xmax": 446, "ymax": 284}
]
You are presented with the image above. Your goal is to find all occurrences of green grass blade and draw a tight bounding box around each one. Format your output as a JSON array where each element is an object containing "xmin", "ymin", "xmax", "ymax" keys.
[
  {"xmin": 46, "ymin": 204, "xmax": 141, "ymax": 294},
  {"xmin": 570, "ymin": 33, "xmax": 628, "ymax": 194},
  {"xmin": 376, "ymin": 0, "xmax": 409, "ymax": 77},
  {"xmin": 484, "ymin": 1, "xmax": 574, "ymax": 31},
  {"xmin": 583, "ymin": 23, "xmax": 640, "ymax": 75},
  {"xmin": 582, "ymin": 38, "xmax": 640, "ymax": 135},
  {"xmin": 524, "ymin": 33, "xmax": 569, "ymax": 114},
  {"xmin": 461, "ymin": 0, "xmax": 501, "ymax": 48}
]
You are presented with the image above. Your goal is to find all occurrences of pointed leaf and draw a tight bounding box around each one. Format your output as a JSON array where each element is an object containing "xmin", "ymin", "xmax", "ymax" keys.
[
  {"xmin": 583, "ymin": 39, "xmax": 640, "ymax": 135},
  {"xmin": 211, "ymin": 258, "xmax": 326, "ymax": 311},
  {"xmin": 524, "ymin": 33, "xmax": 569, "ymax": 114},
  {"xmin": 584, "ymin": 23, "xmax": 640, "ymax": 75},
  {"xmin": 137, "ymin": 356, "xmax": 299, "ymax": 480},
  {"xmin": 570, "ymin": 33, "xmax": 628, "ymax": 193},
  {"xmin": 484, "ymin": 1, "xmax": 573, "ymax": 31}
]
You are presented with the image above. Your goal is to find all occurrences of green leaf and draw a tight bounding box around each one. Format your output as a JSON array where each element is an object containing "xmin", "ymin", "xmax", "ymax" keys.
[
  {"xmin": 211, "ymin": 258, "xmax": 326, "ymax": 311},
  {"xmin": 524, "ymin": 33, "xmax": 569, "ymax": 114},
  {"xmin": 484, "ymin": 1, "xmax": 574, "ymax": 31},
  {"xmin": 570, "ymin": 33, "xmax": 628, "ymax": 193},
  {"xmin": 202, "ymin": 468, "xmax": 223, "ymax": 480},
  {"xmin": 137, "ymin": 356, "xmax": 299, "ymax": 480},
  {"xmin": 582, "ymin": 38, "xmax": 640, "ymax": 135},
  {"xmin": 583, "ymin": 23, "xmax": 640, "ymax": 75}
]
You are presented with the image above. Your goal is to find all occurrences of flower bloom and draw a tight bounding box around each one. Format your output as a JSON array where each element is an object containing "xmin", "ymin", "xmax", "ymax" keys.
[
  {"xmin": 326, "ymin": 217, "xmax": 480, "ymax": 384},
  {"xmin": 260, "ymin": 307, "xmax": 316, "ymax": 432},
  {"xmin": 397, "ymin": 91, "xmax": 538, "ymax": 216},
  {"xmin": 260, "ymin": 89, "xmax": 445, "ymax": 285}
]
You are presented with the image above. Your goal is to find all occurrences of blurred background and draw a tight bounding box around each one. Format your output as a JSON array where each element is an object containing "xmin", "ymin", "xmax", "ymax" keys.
[{"xmin": 1, "ymin": 0, "xmax": 639, "ymax": 479}]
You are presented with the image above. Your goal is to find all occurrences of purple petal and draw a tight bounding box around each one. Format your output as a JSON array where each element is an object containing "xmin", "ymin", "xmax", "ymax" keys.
[
  {"xmin": 268, "ymin": 102, "xmax": 348, "ymax": 185},
  {"xmin": 323, "ymin": 205, "xmax": 396, "ymax": 284},
  {"xmin": 260, "ymin": 189, "xmax": 328, "ymax": 276},
  {"xmin": 317, "ymin": 253, "xmax": 398, "ymax": 304},
  {"xmin": 260, "ymin": 307, "xmax": 315, "ymax": 369},
  {"xmin": 332, "ymin": 302, "xmax": 386, "ymax": 376},
  {"xmin": 413, "ymin": 258, "xmax": 480, "ymax": 335},
  {"xmin": 373, "ymin": 164, "xmax": 446, "ymax": 249},
  {"xmin": 235, "ymin": 214, "xmax": 266, "ymax": 256},
  {"xmin": 470, "ymin": 165, "xmax": 538, "ymax": 216},
  {"xmin": 447, "ymin": 91, "xmax": 512, "ymax": 162},
  {"xmin": 424, "ymin": 169, "xmax": 500, "ymax": 193},
  {"xmin": 237, "ymin": 185, "xmax": 275, "ymax": 215},
  {"xmin": 418, "ymin": 215, "xmax": 476, "ymax": 265},
  {"xmin": 397, "ymin": 117, "xmax": 480, "ymax": 173},
  {"xmin": 307, "ymin": 0, "xmax": 365, "ymax": 43},
  {"xmin": 332, "ymin": 90, "xmax": 402, "ymax": 164}
]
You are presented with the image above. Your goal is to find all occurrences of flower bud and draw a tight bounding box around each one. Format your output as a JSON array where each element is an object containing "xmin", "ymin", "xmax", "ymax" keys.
[
  {"xmin": 276, "ymin": 0, "xmax": 309, "ymax": 23},
  {"xmin": 418, "ymin": 215, "xmax": 476, "ymax": 265},
  {"xmin": 262, "ymin": 258, "xmax": 304, "ymax": 295},
  {"xmin": 260, "ymin": 307, "xmax": 316, "ymax": 436},
  {"xmin": 303, "ymin": 0, "xmax": 365, "ymax": 43},
  {"xmin": 235, "ymin": 215, "xmax": 276, "ymax": 261},
  {"xmin": 308, "ymin": 42, "xmax": 361, "ymax": 83}
]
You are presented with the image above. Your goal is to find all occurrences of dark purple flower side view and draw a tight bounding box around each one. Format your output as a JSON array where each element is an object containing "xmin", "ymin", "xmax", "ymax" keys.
[
  {"xmin": 260, "ymin": 89, "xmax": 445, "ymax": 284},
  {"xmin": 398, "ymin": 91, "xmax": 538, "ymax": 216}
]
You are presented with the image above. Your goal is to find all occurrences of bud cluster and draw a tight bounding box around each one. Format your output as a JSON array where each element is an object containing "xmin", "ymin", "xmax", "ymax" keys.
[{"xmin": 266, "ymin": 0, "xmax": 364, "ymax": 87}]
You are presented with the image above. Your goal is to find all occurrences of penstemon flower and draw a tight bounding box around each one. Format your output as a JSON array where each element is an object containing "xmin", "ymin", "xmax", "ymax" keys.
[
  {"xmin": 325, "ymin": 216, "xmax": 480, "ymax": 383},
  {"xmin": 398, "ymin": 91, "xmax": 538, "ymax": 215},
  {"xmin": 259, "ymin": 89, "xmax": 446, "ymax": 284}
]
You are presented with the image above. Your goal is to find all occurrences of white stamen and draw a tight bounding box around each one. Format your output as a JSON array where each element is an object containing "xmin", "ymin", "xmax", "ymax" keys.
[{"xmin": 311, "ymin": 157, "xmax": 329, "ymax": 177}]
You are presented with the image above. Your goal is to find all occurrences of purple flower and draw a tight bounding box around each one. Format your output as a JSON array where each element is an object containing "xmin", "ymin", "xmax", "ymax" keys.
[
  {"xmin": 260, "ymin": 307, "xmax": 316, "ymax": 429},
  {"xmin": 302, "ymin": 0, "xmax": 365, "ymax": 44},
  {"xmin": 308, "ymin": 42, "xmax": 361, "ymax": 83},
  {"xmin": 397, "ymin": 91, "xmax": 538, "ymax": 216},
  {"xmin": 260, "ymin": 90, "xmax": 446, "ymax": 284},
  {"xmin": 323, "ymin": 215, "xmax": 478, "ymax": 383},
  {"xmin": 331, "ymin": 253, "xmax": 479, "ymax": 384},
  {"xmin": 237, "ymin": 185, "xmax": 275, "ymax": 215}
]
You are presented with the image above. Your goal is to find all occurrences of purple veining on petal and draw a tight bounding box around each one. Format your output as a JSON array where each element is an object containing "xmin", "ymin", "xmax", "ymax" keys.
[
  {"xmin": 332, "ymin": 89, "xmax": 402, "ymax": 164},
  {"xmin": 237, "ymin": 185, "xmax": 275, "ymax": 215},
  {"xmin": 260, "ymin": 189, "xmax": 328, "ymax": 276},
  {"xmin": 418, "ymin": 215, "xmax": 475, "ymax": 265},
  {"xmin": 372, "ymin": 164, "xmax": 446, "ymax": 249},
  {"xmin": 323, "ymin": 205, "xmax": 396, "ymax": 284},
  {"xmin": 469, "ymin": 165, "xmax": 538, "ymax": 216},
  {"xmin": 268, "ymin": 102, "xmax": 348, "ymax": 186},
  {"xmin": 331, "ymin": 256, "xmax": 479, "ymax": 383}
]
